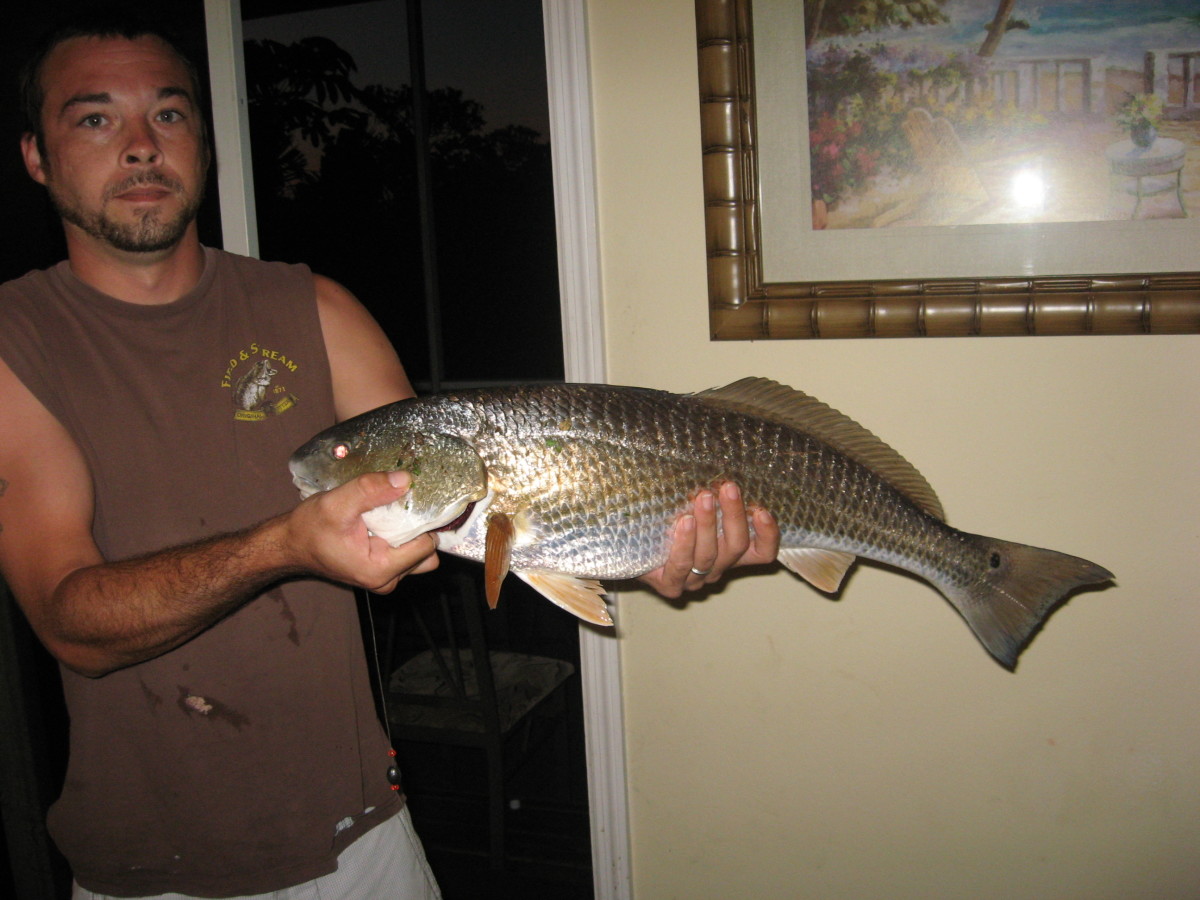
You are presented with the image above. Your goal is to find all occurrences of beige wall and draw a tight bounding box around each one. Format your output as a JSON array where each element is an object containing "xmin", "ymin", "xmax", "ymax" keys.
[{"xmin": 586, "ymin": 2, "xmax": 1200, "ymax": 897}]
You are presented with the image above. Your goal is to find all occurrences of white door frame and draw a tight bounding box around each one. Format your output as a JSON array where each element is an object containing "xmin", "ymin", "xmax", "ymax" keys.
[
  {"xmin": 203, "ymin": 0, "xmax": 259, "ymax": 259},
  {"xmin": 542, "ymin": 3, "xmax": 633, "ymax": 898},
  {"xmin": 203, "ymin": 2, "xmax": 631, "ymax": 896}
]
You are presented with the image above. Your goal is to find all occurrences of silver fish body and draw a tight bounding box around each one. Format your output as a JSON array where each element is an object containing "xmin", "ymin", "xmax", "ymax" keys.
[{"xmin": 289, "ymin": 378, "xmax": 1112, "ymax": 668}]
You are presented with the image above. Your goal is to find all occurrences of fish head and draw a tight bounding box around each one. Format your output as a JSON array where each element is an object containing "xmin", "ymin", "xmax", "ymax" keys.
[{"xmin": 289, "ymin": 415, "xmax": 488, "ymax": 547}]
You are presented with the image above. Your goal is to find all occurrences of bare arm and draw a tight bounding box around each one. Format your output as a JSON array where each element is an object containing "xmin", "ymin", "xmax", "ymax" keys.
[
  {"xmin": 314, "ymin": 274, "xmax": 415, "ymax": 417},
  {"xmin": 0, "ymin": 281, "xmax": 435, "ymax": 678},
  {"xmin": 37, "ymin": 470, "xmax": 436, "ymax": 677}
]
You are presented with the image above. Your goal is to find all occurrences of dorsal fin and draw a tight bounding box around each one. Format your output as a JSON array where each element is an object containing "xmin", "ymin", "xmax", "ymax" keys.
[{"xmin": 691, "ymin": 377, "xmax": 944, "ymax": 520}]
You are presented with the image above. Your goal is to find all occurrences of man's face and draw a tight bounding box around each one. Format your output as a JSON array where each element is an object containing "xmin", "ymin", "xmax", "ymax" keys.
[{"xmin": 21, "ymin": 35, "xmax": 209, "ymax": 255}]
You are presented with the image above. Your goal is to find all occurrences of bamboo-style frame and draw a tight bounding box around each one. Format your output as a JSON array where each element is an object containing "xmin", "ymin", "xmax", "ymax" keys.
[{"xmin": 695, "ymin": 0, "xmax": 1200, "ymax": 340}]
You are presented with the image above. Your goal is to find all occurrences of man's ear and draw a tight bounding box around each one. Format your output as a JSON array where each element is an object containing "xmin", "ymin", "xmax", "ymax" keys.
[{"xmin": 20, "ymin": 133, "xmax": 48, "ymax": 186}]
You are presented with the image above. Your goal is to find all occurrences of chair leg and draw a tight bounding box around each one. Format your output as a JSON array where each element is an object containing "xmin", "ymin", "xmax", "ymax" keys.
[{"xmin": 487, "ymin": 748, "xmax": 505, "ymax": 869}]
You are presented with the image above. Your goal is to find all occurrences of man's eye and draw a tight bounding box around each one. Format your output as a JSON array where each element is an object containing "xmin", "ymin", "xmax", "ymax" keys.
[{"xmin": 80, "ymin": 114, "xmax": 106, "ymax": 127}]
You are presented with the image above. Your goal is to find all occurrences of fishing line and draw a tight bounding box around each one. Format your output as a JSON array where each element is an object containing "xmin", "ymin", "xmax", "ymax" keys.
[{"xmin": 360, "ymin": 588, "xmax": 401, "ymax": 790}]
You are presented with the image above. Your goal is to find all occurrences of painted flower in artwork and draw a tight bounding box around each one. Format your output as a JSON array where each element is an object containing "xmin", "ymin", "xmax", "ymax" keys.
[
  {"xmin": 1116, "ymin": 93, "xmax": 1164, "ymax": 131},
  {"xmin": 809, "ymin": 114, "xmax": 881, "ymax": 204},
  {"xmin": 1116, "ymin": 92, "xmax": 1164, "ymax": 146},
  {"xmin": 1117, "ymin": 93, "xmax": 1164, "ymax": 147}
]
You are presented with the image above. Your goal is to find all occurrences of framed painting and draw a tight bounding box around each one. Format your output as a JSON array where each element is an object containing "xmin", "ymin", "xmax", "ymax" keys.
[{"xmin": 696, "ymin": 0, "xmax": 1200, "ymax": 339}]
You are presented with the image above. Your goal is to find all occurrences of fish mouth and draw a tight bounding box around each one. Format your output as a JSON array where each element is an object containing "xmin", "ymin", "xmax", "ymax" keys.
[
  {"xmin": 292, "ymin": 473, "xmax": 322, "ymax": 500},
  {"xmin": 361, "ymin": 494, "xmax": 481, "ymax": 548},
  {"xmin": 290, "ymin": 474, "xmax": 477, "ymax": 539},
  {"xmin": 430, "ymin": 501, "xmax": 475, "ymax": 534}
]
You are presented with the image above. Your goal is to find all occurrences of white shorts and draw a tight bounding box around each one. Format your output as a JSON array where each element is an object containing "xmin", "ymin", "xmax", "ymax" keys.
[{"xmin": 72, "ymin": 807, "xmax": 441, "ymax": 900}]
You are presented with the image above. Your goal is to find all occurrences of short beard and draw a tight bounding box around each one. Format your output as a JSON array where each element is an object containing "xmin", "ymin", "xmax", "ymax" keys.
[{"xmin": 48, "ymin": 170, "xmax": 205, "ymax": 254}]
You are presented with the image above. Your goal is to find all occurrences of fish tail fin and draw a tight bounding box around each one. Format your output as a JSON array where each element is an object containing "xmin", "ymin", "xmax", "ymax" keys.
[{"xmin": 940, "ymin": 538, "xmax": 1112, "ymax": 670}]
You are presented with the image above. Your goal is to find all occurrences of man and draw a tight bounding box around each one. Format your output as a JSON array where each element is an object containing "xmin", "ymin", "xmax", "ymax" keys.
[{"xmin": 0, "ymin": 13, "xmax": 779, "ymax": 899}]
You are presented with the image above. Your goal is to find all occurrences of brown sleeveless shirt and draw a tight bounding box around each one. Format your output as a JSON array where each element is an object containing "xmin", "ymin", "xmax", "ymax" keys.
[{"xmin": 0, "ymin": 249, "xmax": 400, "ymax": 897}]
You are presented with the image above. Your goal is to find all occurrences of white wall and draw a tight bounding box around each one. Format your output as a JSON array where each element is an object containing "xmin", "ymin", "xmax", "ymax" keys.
[{"xmin": 586, "ymin": 1, "xmax": 1200, "ymax": 897}]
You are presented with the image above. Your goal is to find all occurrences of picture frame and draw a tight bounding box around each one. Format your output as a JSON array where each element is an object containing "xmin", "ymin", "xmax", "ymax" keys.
[{"xmin": 695, "ymin": 0, "xmax": 1200, "ymax": 339}]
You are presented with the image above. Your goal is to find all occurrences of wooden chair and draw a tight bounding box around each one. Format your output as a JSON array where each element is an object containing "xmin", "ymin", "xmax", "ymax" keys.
[
  {"xmin": 378, "ymin": 568, "xmax": 577, "ymax": 869},
  {"xmin": 901, "ymin": 107, "xmax": 989, "ymax": 203}
]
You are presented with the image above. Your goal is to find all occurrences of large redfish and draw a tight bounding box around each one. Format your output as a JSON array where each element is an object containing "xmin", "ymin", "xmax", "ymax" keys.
[{"xmin": 289, "ymin": 378, "xmax": 1111, "ymax": 668}]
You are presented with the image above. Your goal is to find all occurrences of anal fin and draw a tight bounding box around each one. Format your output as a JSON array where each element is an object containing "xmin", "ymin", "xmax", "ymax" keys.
[
  {"xmin": 484, "ymin": 512, "xmax": 515, "ymax": 609},
  {"xmin": 778, "ymin": 548, "xmax": 856, "ymax": 593},
  {"xmin": 516, "ymin": 570, "xmax": 613, "ymax": 626}
]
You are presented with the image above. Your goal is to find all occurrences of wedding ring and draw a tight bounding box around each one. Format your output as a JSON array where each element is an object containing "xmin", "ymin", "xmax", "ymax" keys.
[{"xmin": 690, "ymin": 566, "xmax": 711, "ymax": 577}]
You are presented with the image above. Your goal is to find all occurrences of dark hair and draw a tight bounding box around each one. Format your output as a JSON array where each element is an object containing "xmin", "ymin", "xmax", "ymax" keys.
[{"xmin": 18, "ymin": 6, "xmax": 208, "ymax": 153}]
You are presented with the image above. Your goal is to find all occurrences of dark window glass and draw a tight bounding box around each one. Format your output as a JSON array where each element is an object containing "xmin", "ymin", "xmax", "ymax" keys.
[{"xmin": 242, "ymin": 0, "xmax": 563, "ymax": 390}]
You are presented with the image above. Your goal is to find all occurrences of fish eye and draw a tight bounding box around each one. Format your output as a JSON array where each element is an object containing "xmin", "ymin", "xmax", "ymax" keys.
[{"xmin": 332, "ymin": 443, "xmax": 350, "ymax": 460}]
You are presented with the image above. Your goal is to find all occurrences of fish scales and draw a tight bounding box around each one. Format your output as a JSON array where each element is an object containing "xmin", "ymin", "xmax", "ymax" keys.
[
  {"xmin": 290, "ymin": 379, "xmax": 1112, "ymax": 668},
  {"xmin": 450, "ymin": 386, "xmax": 872, "ymax": 576},
  {"xmin": 456, "ymin": 386, "xmax": 742, "ymax": 575},
  {"xmin": 441, "ymin": 386, "xmax": 1012, "ymax": 592}
]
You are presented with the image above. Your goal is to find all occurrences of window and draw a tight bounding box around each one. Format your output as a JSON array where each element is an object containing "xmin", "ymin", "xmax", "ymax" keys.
[{"xmin": 241, "ymin": 0, "xmax": 563, "ymax": 391}]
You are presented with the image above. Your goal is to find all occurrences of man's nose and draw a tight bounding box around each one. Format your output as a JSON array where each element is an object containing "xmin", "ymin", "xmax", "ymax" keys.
[{"xmin": 122, "ymin": 121, "xmax": 161, "ymax": 165}]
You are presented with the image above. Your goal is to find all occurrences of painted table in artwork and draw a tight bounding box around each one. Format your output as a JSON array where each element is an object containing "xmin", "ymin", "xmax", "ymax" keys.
[{"xmin": 1105, "ymin": 137, "xmax": 1187, "ymax": 219}]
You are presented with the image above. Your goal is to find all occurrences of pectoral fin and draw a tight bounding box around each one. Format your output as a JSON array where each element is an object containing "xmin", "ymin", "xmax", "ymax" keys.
[
  {"xmin": 484, "ymin": 512, "xmax": 515, "ymax": 609},
  {"xmin": 778, "ymin": 548, "xmax": 856, "ymax": 593},
  {"xmin": 516, "ymin": 570, "xmax": 613, "ymax": 626}
]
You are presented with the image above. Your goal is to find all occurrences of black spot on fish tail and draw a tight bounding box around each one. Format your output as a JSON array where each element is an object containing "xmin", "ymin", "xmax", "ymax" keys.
[{"xmin": 939, "ymin": 538, "xmax": 1113, "ymax": 670}]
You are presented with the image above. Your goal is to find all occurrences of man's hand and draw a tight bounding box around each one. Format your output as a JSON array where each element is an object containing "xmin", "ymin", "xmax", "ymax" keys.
[
  {"xmin": 281, "ymin": 470, "xmax": 440, "ymax": 594},
  {"xmin": 639, "ymin": 482, "xmax": 780, "ymax": 599}
]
